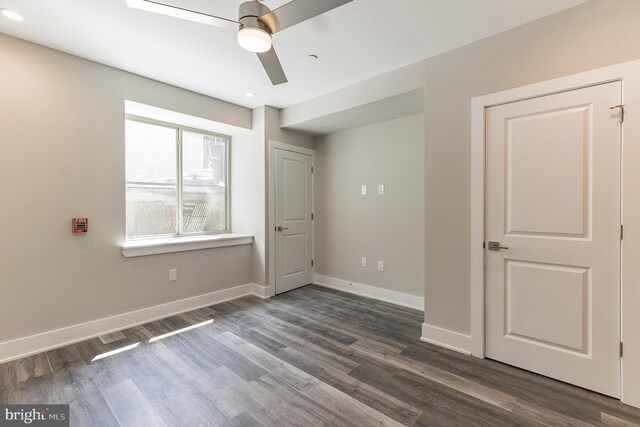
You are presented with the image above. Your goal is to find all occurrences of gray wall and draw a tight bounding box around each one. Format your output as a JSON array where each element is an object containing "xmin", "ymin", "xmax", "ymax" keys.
[
  {"xmin": 315, "ymin": 114, "xmax": 425, "ymax": 297},
  {"xmin": 424, "ymin": 0, "xmax": 640, "ymax": 333},
  {"xmin": 264, "ymin": 106, "xmax": 315, "ymax": 289},
  {"xmin": 232, "ymin": 106, "xmax": 314, "ymax": 289},
  {"xmin": 0, "ymin": 34, "xmax": 253, "ymax": 342}
]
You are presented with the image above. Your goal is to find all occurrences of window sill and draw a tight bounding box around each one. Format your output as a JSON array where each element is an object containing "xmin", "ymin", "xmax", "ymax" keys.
[{"xmin": 122, "ymin": 233, "xmax": 254, "ymax": 258}]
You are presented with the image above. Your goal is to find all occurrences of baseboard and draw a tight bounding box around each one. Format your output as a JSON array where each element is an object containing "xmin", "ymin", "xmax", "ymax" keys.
[
  {"xmin": 0, "ymin": 283, "xmax": 265, "ymax": 364},
  {"xmin": 251, "ymin": 284, "xmax": 271, "ymax": 299},
  {"xmin": 313, "ymin": 274, "xmax": 424, "ymax": 311},
  {"xmin": 421, "ymin": 323, "xmax": 471, "ymax": 355}
]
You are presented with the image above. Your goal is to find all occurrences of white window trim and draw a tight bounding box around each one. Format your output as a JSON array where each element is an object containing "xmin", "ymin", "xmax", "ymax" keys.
[
  {"xmin": 125, "ymin": 115, "xmax": 232, "ymax": 241},
  {"xmin": 122, "ymin": 233, "xmax": 253, "ymax": 258}
]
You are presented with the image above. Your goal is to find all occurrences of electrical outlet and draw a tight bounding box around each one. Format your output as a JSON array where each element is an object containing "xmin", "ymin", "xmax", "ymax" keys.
[
  {"xmin": 169, "ymin": 269, "xmax": 178, "ymax": 282},
  {"xmin": 377, "ymin": 184, "xmax": 385, "ymax": 195},
  {"xmin": 378, "ymin": 261, "xmax": 384, "ymax": 271},
  {"xmin": 361, "ymin": 257, "xmax": 367, "ymax": 267},
  {"xmin": 361, "ymin": 185, "xmax": 367, "ymax": 195}
]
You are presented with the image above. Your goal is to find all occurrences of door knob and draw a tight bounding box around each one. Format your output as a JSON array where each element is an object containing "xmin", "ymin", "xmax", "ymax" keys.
[
  {"xmin": 488, "ymin": 241, "xmax": 509, "ymax": 251},
  {"xmin": 277, "ymin": 226, "xmax": 289, "ymax": 232}
]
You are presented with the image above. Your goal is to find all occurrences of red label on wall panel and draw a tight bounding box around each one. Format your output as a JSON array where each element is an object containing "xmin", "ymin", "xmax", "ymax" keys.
[{"xmin": 72, "ymin": 218, "xmax": 88, "ymax": 234}]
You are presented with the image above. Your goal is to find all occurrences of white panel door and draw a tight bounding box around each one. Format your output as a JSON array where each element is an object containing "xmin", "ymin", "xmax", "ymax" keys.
[
  {"xmin": 275, "ymin": 149, "xmax": 313, "ymax": 294},
  {"xmin": 486, "ymin": 81, "xmax": 621, "ymax": 397}
]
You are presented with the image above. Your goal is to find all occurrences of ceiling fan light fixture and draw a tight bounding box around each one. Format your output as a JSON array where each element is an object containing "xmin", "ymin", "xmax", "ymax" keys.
[{"xmin": 237, "ymin": 26, "xmax": 272, "ymax": 53}]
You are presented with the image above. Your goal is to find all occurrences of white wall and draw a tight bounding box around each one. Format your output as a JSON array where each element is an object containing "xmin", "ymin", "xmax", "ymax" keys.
[
  {"xmin": 232, "ymin": 107, "xmax": 266, "ymax": 287},
  {"xmin": 0, "ymin": 33, "xmax": 253, "ymax": 343},
  {"xmin": 314, "ymin": 114, "xmax": 425, "ymax": 298},
  {"xmin": 423, "ymin": 0, "xmax": 640, "ymax": 334}
]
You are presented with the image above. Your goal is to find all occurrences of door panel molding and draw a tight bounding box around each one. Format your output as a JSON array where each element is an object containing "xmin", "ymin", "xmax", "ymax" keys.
[
  {"xmin": 485, "ymin": 82, "xmax": 620, "ymax": 397},
  {"xmin": 471, "ymin": 59, "xmax": 640, "ymax": 407}
]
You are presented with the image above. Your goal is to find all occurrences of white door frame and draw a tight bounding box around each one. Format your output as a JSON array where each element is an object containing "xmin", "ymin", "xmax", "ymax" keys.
[
  {"xmin": 470, "ymin": 59, "xmax": 640, "ymax": 407},
  {"xmin": 268, "ymin": 140, "xmax": 315, "ymax": 296}
]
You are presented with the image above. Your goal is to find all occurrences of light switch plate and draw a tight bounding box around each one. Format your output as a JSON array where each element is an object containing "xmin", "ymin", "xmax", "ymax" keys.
[
  {"xmin": 361, "ymin": 257, "xmax": 367, "ymax": 267},
  {"xmin": 361, "ymin": 185, "xmax": 367, "ymax": 195},
  {"xmin": 169, "ymin": 269, "xmax": 177, "ymax": 282}
]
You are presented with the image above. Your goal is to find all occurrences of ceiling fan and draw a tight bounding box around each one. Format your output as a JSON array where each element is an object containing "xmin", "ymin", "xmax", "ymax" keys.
[{"xmin": 125, "ymin": 0, "xmax": 354, "ymax": 85}]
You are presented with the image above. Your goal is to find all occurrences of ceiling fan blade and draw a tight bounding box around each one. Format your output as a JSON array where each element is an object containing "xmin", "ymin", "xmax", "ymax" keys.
[
  {"xmin": 259, "ymin": 0, "xmax": 353, "ymax": 34},
  {"xmin": 126, "ymin": 0, "xmax": 239, "ymax": 30},
  {"xmin": 257, "ymin": 48, "xmax": 288, "ymax": 85}
]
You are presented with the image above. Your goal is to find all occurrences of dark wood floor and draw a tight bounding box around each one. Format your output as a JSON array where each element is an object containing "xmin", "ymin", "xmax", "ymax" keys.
[{"xmin": 1, "ymin": 285, "xmax": 640, "ymax": 426}]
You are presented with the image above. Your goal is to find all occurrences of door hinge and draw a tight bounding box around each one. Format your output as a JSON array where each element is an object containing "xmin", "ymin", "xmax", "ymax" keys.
[
  {"xmin": 610, "ymin": 105, "xmax": 625, "ymax": 123},
  {"xmin": 311, "ymin": 166, "xmax": 314, "ymax": 174},
  {"xmin": 311, "ymin": 260, "xmax": 314, "ymax": 267},
  {"xmin": 311, "ymin": 213, "xmax": 314, "ymax": 220},
  {"xmin": 621, "ymin": 224, "xmax": 624, "ymax": 240},
  {"xmin": 620, "ymin": 342, "xmax": 624, "ymax": 358},
  {"xmin": 483, "ymin": 241, "xmax": 486, "ymax": 249}
]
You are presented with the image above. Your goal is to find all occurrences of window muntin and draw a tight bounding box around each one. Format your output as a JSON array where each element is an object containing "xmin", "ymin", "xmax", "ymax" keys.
[{"xmin": 125, "ymin": 117, "xmax": 229, "ymax": 240}]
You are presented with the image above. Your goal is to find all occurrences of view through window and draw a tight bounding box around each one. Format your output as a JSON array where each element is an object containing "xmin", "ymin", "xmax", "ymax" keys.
[{"xmin": 125, "ymin": 118, "xmax": 229, "ymax": 240}]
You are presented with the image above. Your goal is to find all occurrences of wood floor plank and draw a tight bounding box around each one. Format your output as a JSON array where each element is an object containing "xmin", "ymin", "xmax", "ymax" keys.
[
  {"xmin": 300, "ymin": 287, "xmax": 423, "ymax": 329},
  {"xmin": 308, "ymin": 285, "xmax": 424, "ymax": 320},
  {"xmin": 222, "ymin": 411, "xmax": 263, "ymax": 427},
  {"xmin": 214, "ymin": 331, "xmax": 403, "ymax": 427},
  {"xmin": 276, "ymin": 345, "xmax": 422, "ymax": 425},
  {"xmin": 253, "ymin": 324, "xmax": 360, "ymax": 373},
  {"xmin": 351, "ymin": 340, "xmax": 516, "ymax": 408},
  {"xmin": 47, "ymin": 344, "xmax": 85, "ymax": 372},
  {"xmin": 98, "ymin": 331, "xmax": 127, "ymax": 344},
  {"xmin": 350, "ymin": 336, "xmax": 593, "ymax": 426},
  {"xmin": 2, "ymin": 285, "xmax": 640, "ymax": 426},
  {"xmin": 254, "ymin": 373, "xmax": 349, "ymax": 426},
  {"xmin": 0, "ymin": 353, "xmax": 52, "ymax": 391},
  {"xmin": 103, "ymin": 379, "xmax": 167, "ymax": 427},
  {"xmin": 351, "ymin": 365, "xmax": 540, "ymax": 427},
  {"xmin": 602, "ymin": 412, "xmax": 640, "ymax": 427},
  {"xmin": 68, "ymin": 387, "xmax": 121, "ymax": 427},
  {"xmin": 15, "ymin": 353, "xmax": 51, "ymax": 383},
  {"xmin": 207, "ymin": 366, "xmax": 260, "ymax": 420},
  {"xmin": 254, "ymin": 311, "xmax": 400, "ymax": 376},
  {"xmin": 273, "ymin": 291, "xmax": 422, "ymax": 346},
  {"xmin": 152, "ymin": 391, "xmax": 220, "ymax": 427},
  {"xmin": 194, "ymin": 330, "xmax": 270, "ymax": 382},
  {"xmin": 260, "ymin": 296, "xmax": 409, "ymax": 353},
  {"xmin": 263, "ymin": 306, "xmax": 361, "ymax": 346},
  {"xmin": 133, "ymin": 347, "xmax": 228, "ymax": 425},
  {"xmin": 400, "ymin": 342, "xmax": 611, "ymax": 423},
  {"xmin": 245, "ymin": 373, "xmax": 333, "ymax": 426},
  {"xmin": 141, "ymin": 314, "xmax": 192, "ymax": 340},
  {"xmin": 0, "ymin": 383, "xmax": 21, "ymax": 403}
]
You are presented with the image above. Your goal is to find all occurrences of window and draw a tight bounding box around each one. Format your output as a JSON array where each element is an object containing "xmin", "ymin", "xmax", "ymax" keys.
[{"xmin": 125, "ymin": 117, "xmax": 229, "ymax": 240}]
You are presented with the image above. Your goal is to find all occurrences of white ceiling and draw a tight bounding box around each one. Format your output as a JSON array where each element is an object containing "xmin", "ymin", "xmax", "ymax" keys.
[{"xmin": 0, "ymin": 0, "xmax": 587, "ymax": 109}]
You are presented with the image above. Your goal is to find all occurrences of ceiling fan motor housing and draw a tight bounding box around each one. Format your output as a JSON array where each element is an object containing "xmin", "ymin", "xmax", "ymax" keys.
[{"xmin": 238, "ymin": 1, "xmax": 272, "ymax": 34}]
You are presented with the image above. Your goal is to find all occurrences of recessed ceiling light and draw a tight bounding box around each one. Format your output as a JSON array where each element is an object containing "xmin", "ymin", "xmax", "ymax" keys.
[
  {"xmin": 245, "ymin": 92, "xmax": 256, "ymax": 98},
  {"xmin": 1, "ymin": 9, "xmax": 23, "ymax": 21},
  {"xmin": 308, "ymin": 54, "xmax": 319, "ymax": 60}
]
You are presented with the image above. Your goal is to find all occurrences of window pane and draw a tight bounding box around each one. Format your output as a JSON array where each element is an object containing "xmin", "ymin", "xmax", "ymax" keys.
[
  {"xmin": 182, "ymin": 130, "xmax": 227, "ymax": 233},
  {"xmin": 126, "ymin": 120, "xmax": 178, "ymax": 239}
]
